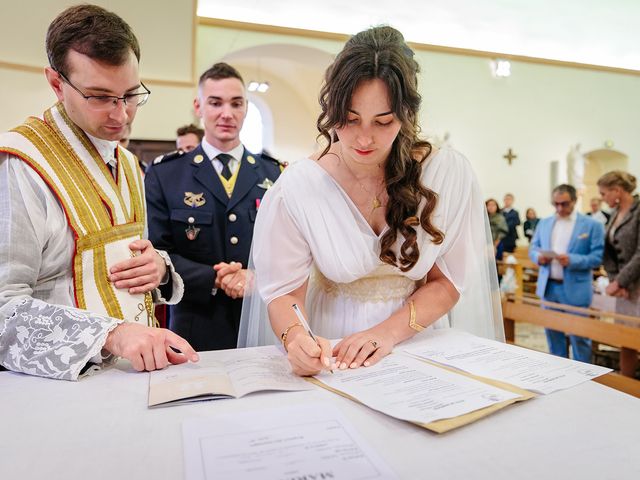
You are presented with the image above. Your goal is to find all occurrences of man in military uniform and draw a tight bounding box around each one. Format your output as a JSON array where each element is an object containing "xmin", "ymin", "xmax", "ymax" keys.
[{"xmin": 145, "ymin": 63, "xmax": 282, "ymax": 351}]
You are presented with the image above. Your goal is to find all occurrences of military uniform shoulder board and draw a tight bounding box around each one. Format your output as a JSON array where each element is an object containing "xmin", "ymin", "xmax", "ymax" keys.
[
  {"xmin": 260, "ymin": 151, "xmax": 288, "ymax": 171},
  {"xmin": 153, "ymin": 149, "xmax": 185, "ymax": 165}
]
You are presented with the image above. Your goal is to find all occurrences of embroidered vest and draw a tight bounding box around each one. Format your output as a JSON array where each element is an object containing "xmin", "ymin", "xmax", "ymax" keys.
[{"xmin": 0, "ymin": 103, "xmax": 155, "ymax": 326}]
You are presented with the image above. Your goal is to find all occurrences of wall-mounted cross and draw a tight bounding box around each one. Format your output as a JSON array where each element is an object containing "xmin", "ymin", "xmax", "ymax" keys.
[{"xmin": 503, "ymin": 148, "xmax": 517, "ymax": 165}]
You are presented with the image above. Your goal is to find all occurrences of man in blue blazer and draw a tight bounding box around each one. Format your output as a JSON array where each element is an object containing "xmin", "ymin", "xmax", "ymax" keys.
[
  {"xmin": 145, "ymin": 63, "xmax": 282, "ymax": 351},
  {"xmin": 529, "ymin": 184, "xmax": 604, "ymax": 362}
]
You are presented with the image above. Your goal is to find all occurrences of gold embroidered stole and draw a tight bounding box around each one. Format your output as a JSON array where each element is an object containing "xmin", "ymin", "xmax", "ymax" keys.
[{"xmin": 0, "ymin": 103, "xmax": 155, "ymax": 326}]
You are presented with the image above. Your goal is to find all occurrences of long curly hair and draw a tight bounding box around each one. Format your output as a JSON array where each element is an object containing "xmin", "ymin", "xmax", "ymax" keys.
[{"xmin": 316, "ymin": 26, "xmax": 443, "ymax": 272}]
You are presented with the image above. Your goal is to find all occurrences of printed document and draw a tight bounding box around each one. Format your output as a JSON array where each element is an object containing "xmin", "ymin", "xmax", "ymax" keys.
[
  {"xmin": 183, "ymin": 403, "xmax": 398, "ymax": 480},
  {"xmin": 404, "ymin": 329, "xmax": 611, "ymax": 394},
  {"xmin": 315, "ymin": 353, "xmax": 520, "ymax": 424}
]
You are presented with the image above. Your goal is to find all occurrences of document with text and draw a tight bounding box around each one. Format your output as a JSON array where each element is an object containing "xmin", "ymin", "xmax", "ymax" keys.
[
  {"xmin": 148, "ymin": 345, "xmax": 312, "ymax": 407},
  {"xmin": 315, "ymin": 352, "xmax": 521, "ymax": 425},
  {"xmin": 403, "ymin": 329, "xmax": 612, "ymax": 394},
  {"xmin": 183, "ymin": 403, "xmax": 398, "ymax": 480}
]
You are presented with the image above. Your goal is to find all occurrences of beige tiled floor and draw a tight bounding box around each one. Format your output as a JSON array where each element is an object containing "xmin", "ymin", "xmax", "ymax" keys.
[{"xmin": 514, "ymin": 322, "xmax": 549, "ymax": 353}]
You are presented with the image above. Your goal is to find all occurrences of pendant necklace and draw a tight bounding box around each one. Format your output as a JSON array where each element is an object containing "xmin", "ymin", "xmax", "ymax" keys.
[{"xmin": 339, "ymin": 149, "xmax": 385, "ymax": 221}]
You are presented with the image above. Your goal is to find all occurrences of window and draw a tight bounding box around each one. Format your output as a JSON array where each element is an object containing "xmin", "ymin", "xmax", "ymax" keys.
[{"xmin": 240, "ymin": 101, "xmax": 263, "ymax": 153}]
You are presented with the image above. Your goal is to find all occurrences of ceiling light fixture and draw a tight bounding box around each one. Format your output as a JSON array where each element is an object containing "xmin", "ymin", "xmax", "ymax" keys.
[
  {"xmin": 491, "ymin": 59, "xmax": 511, "ymax": 78},
  {"xmin": 247, "ymin": 81, "xmax": 269, "ymax": 93}
]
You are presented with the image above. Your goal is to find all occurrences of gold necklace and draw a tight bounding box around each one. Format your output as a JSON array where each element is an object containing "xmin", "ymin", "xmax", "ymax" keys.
[{"xmin": 338, "ymin": 150, "xmax": 385, "ymax": 220}]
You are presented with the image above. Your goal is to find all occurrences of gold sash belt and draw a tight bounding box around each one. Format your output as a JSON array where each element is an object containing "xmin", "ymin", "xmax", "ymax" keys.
[{"xmin": 313, "ymin": 267, "xmax": 416, "ymax": 302}]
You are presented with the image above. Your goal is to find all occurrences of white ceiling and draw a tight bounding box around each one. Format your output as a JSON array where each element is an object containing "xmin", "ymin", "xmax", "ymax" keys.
[{"xmin": 198, "ymin": 0, "xmax": 640, "ymax": 71}]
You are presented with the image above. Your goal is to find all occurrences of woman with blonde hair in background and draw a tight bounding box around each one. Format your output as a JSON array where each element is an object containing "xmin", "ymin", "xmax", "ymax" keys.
[{"xmin": 598, "ymin": 170, "xmax": 640, "ymax": 376}]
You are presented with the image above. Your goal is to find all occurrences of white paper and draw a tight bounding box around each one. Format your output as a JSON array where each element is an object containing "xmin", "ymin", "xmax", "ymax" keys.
[
  {"xmin": 538, "ymin": 250, "xmax": 559, "ymax": 258},
  {"xmin": 316, "ymin": 353, "xmax": 519, "ymax": 424},
  {"xmin": 183, "ymin": 403, "xmax": 398, "ymax": 480},
  {"xmin": 148, "ymin": 345, "xmax": 312, "ymax": 406},
  {"xmin": 404, "ymin": 329, "xmax": 612, "ymax": 394}
]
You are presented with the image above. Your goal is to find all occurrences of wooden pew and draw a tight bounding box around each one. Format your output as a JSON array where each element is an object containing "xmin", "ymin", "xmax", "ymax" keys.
[{"xmin": 502, "ymin": 295, "xmax": 640, "ymax": 398}]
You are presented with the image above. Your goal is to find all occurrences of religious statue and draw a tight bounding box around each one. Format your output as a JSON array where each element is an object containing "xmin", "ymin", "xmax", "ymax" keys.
[{"xmin": 566, "ymin": 143, "xmax": 586, "ymax": 191}]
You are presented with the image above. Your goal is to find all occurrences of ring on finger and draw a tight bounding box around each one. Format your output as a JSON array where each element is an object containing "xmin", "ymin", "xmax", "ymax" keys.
[{"xmin": 369, "ymin": 340, "xmax": 379, "ymax": 349}]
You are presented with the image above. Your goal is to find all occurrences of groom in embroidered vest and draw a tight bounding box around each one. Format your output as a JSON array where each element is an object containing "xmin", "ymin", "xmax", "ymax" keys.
[
  {"xmin": 145, "ymin": 63, "xmax": 283, "ymax": 351},
  {"xmin": 0, "ymin": 4, "xmax": 198, "ymax": 380}
]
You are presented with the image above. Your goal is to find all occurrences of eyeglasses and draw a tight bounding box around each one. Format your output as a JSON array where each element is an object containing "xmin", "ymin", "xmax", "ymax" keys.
[
  {"xmin": 552, "ymin": 201, "xmax": 573, "ymax": 208},
  {"xmin": 57, "ymin": 71, "xmax": 151, "ymax": 111}
]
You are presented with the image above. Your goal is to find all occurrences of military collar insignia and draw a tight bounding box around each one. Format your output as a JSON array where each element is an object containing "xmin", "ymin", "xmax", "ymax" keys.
[
  {"xmin": 184, "ymin": 191, "xmax": 206, "ymax": 207},
  {"xmin": 193, "ymin": 154, "xmax": 204, "ymax": 164},
  {"xmin": 247, "ymin": 155, "xmax": 256, "ymax": 165},
  {"xmin": 257, "ymin": 178, "xmax": 274, "ymax": 190}
]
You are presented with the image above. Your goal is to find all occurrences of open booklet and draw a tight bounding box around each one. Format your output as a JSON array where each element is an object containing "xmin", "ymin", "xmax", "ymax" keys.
[{"xmin": 148, "ymin": 345, "xmax": 313, "ymax": 407}]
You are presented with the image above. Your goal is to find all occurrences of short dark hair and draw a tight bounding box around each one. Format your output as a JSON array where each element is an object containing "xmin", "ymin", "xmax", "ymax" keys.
[
  {"xmin": 552, "ymin": 184, "xmax": 577, "ymax": 201},
  {"xmin": 199, "ymin": 62, "xmax": 244, "ymax": 86},
  {"xmin": 46, "ymin": 4, "xmax": 140, "ymax": 76},
  {"xmin": 176, "ymin": 124, "xmax": 204, "ymax": 141}
]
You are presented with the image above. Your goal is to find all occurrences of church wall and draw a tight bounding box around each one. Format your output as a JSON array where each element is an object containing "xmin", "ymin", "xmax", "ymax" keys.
[
  {"xmin": 1, "ymin": 2, "xmax": 638, "ymax": 230},
  {"xmin": 197, "ymin": 23, "xmax": 640, "ymax": 229}
]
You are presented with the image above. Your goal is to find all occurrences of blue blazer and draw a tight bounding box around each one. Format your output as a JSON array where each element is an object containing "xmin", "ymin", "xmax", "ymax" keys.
[
  {"xmin": 145, "ymin": 146, "xmax": 281, "ymax": 351},
  {"xmin": 529, "ymin": 213, "xmax": 604, "ymax": 307}
]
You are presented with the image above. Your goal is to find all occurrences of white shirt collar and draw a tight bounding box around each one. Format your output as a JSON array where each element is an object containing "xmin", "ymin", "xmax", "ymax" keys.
[
  {"xmin": 201, "ymin": 138, "xmax": 244, "ymax": 162},
  {"xmin": 86, "ymin": 133, "xmax": 119, "ymax": 165},
  {"xmin": 555, "ymin": 209, "xmax": 578, "ymax": 222}
]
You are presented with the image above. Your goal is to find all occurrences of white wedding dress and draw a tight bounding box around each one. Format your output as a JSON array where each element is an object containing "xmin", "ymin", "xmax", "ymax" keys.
[{"xmin": 238, "ymin": 147, "xmax": 503, "ymax": 346}]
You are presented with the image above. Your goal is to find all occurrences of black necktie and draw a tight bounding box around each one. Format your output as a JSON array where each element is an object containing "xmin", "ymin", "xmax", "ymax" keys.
[
  {"xmin": 107, "ymin": 158, "xmax": 117, "ymax": 180},
  {"xmin": 217, "ymin": 153, "xmax": 233, "ymax": 180}
]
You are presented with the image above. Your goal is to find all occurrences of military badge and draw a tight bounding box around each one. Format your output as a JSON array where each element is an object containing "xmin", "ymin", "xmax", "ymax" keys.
[
  {"xmin": 257, "ymin": 178, "xmax": 274, "ymax": 190},
  {"xmin": 185, "ymin": 225, "xmax": 200, "ymax": 241},
  {"xmin": 194, "ymin": 154, "xmax": 204, "ymax": 164},
  {"xmin": 183, "ymin": 192, "xmax": 206, "ymax": 208},
  {"xmin": 247, "ymin": 155, "xmax": 256, "ymax": 165}
]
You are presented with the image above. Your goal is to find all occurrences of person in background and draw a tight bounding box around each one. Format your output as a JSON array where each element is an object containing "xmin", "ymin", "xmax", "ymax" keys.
[
  {"xmin": 486, "ymin": 198, "xmax": 508, "ymax": 260},
  {"xmin": 145, "ymin": 62, "xmax": 282, "ymax": 351},
  {"xmin": 529, "ymin": 184, "xmax": 604, "ymax": 363},
  {"xmin": 176, "ymin": 124, "xmax": 204, "ymax": 153},
  {"xmin": 0, "ymin": 4, "xmax": 197, "ymax": 380},
  {"xmin": 587, "ymin": 196, "xmax": 610, "ymax": 226},
  {"xmin": 598, "ymin": 170, "xmax": 640, "ymax": 376},
  {"xmin": 502, "ymin": 193, "xmax": 520, "ymax": 253},
  {"xmin": 523, "ymin": 207, "xmax": 539, "ymax": 242}
]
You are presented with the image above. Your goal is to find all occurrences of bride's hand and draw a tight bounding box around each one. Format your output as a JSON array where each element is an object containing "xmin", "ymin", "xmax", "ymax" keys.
[
  {"xmin": 332, "ymin": 329, "xmax": 393, "ymax": 370},
  {"xmin": 285, "ymin": 330, "xmax": 333, "ymax": 376}
]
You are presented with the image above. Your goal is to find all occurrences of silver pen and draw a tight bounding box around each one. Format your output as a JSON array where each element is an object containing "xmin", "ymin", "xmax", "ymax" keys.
[{"xmin": 291, "ymin": 303, "xmax": 333, "ymax": 373}]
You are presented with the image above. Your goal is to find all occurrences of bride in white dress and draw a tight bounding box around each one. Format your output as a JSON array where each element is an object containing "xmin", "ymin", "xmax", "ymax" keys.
[{"xmin": 238, "ymin": 26, "xmax": 503, "ymax": 376}]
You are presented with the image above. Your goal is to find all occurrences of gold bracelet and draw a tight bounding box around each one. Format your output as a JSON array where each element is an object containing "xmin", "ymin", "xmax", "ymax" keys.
[
  {"xmin": 408, "ymin": 300, "xmax": 424, "ymax": 332},
  {"xmin": 280, "ymin": 322, "xmax": 303, "ymax": 351}
]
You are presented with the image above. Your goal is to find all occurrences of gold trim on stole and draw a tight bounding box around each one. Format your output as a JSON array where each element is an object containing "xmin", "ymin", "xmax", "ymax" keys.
[{"xmin": 8, "ymin": 104, "xmax": 155, "ymax": 326}]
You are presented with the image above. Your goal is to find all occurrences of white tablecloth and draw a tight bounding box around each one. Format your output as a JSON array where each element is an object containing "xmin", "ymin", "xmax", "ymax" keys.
[{"xmin": 1, "ymin": 358, "xmax": 639, "ymax": 479}]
